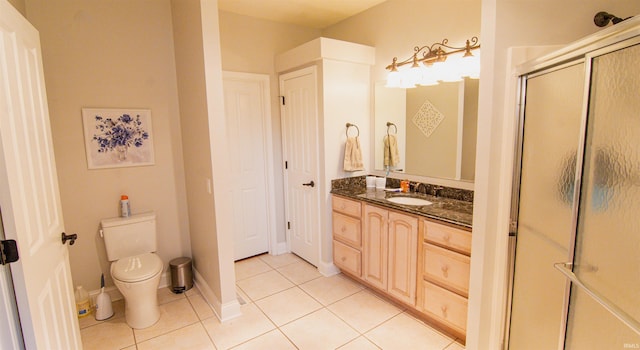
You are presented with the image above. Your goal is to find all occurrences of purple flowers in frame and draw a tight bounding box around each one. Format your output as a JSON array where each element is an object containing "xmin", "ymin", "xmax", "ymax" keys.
[{"xmin": 82, "ymin": 108, "xmax": 155, "ymax": 169}]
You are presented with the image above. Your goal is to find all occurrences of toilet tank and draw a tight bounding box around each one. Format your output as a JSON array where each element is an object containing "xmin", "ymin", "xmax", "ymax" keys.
[{"xmin": 101, "ymin": 211, "xmax": 157, "ymax": 261}]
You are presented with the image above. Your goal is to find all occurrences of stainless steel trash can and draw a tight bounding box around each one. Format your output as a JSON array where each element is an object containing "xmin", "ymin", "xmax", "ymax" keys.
[{"xmin": 169, "ymin": 257, "xmax": 193, "ymax": 294}]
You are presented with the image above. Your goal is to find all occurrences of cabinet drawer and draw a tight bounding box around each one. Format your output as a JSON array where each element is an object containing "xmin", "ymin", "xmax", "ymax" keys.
[
  {"xmin": 333, "ymin": 240, "xmax": 361, "ymax": 277},
  {"xmin": 332, "ymin": 196, "xmax": 361, "ymax": 217},
  {"xmin": 332, "ymin": 212, "xmax": 361, "ymax": 247},
  {"xmin": 423, "ymin": 243, "xmax": 470, "ymax": 296},
  {"xmin": 421, "ymin": 281, "xmax": 468, "ymax": 334},
  {"xmin": 423, "ymin": 220, "xmax": 471, "ymax": 255}
]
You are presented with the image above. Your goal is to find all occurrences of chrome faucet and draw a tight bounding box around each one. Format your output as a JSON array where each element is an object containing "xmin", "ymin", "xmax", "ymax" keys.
[
  {"xmin": 413, "ymin": 183, "xmax": 427, "ymax": 194},
  {"xmin": 432, "ymin": 186, "xmax": 444, "ymax": 197}
]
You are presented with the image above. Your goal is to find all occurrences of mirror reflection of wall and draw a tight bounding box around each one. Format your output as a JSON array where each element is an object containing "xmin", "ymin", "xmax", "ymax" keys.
[
  {"xmin": 374, "ymin": 78, "xmax": 478, "ymax": 181},
  {"xmin": 375, "ymin": 86, "xmax": 406, "ymax": 172}
]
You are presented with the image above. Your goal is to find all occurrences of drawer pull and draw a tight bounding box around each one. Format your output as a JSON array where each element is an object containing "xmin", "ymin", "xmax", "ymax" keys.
[
  {"xmin": 443, "ymin": 234, "xmax": 450, "ymax": 242},
  {"xmin": 341, "ymin": 226, "xmax": 346, "ymax": 232},
  {"xmin": 441, "ymin": 305, "xmax": 448, "ymax": 318},
  {"xmin": 441, "ymin": 265, "xmax": 449, "ymax": 278},
  {"xmin": 341, "ymin": 256, "xmax": 347, "ymax": 262}
]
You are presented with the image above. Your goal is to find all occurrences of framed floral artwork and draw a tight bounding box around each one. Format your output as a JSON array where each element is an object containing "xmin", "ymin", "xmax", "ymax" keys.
[{"xmin": 82, "ymin": 108, "xmax": 155, "ymax": 169}]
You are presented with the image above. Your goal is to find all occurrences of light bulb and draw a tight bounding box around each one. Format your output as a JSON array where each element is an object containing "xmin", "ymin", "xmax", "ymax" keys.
[
  {"xmin": 438, "ymin": 54, "xmax": 463, "ymax": 82},
  {"xmin": 399, "ymin": 68, "xmax": 418, "ymax": 88},
  {"xmin": 460, "ymin": 51, "xmax": 480, "ymax": 79},
  {"xmin": 386, "ymin": 70, "xmax": 401, "ymax": 88},
  {"xmin": 417, "ymin": 65, "xmax": 438, "ymax": 86}
]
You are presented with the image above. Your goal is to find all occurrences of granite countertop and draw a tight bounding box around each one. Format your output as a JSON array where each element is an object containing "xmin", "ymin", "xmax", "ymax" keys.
[{"xmin": 331, "ymin": 187, "xmax": 473, "ymax": 229}]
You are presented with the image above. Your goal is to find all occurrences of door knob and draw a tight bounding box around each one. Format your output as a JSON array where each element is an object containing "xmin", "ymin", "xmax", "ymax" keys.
[
  {"xmin": 61, "ymin": 232, "xmax": 78, "ymax": 246},
  {"xmin": 302, "ymin": 180, "xmax": 315, "ymax": 187}
]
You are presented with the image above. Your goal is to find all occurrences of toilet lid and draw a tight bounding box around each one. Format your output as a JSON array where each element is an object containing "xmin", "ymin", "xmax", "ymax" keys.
[{"xmin": 111, "ymin": 253, "xmax": 163, "ymax": 283}]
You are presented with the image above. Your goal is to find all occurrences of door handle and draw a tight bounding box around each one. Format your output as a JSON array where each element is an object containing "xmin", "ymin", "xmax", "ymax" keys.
[
  {"xmin": 0, "ymin": 240, "xmax": 19, "ymax": 265},
  {"xmin": 554, "ymin": 262, "xmax": 640, "ymax": 335},
  {"xmin": 61, "ymin": 232, "xmax": 78, "ymax": 246},
  {"xmin": 302, "ymin": 180, "xmax": 315, "ymax": 187}
]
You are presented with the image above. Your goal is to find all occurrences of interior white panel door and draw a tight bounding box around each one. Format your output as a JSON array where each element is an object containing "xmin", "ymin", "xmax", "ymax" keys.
[
  {"xmin": 0, "ymin": 211, "xmax": 23, "ymax": 350},
  {"xmin": 279, "ymin": 66, "xmax": 320, "ymax": 266},
  {"xmin": 223, "ymin": 72, "xmax": 272, "ymax": 261},
  {"xmin": 0, "ymin": 1, "xmax": 81, "ymax": 348}
]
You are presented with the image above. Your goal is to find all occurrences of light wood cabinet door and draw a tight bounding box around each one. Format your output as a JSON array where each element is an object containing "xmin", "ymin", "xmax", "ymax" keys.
[
  {"xmin": 363, "ymin": 205, "xmax": 388, "ymax": 290},
  {"xmin": 421, "ymin": 281, "xmax": 468, "ymax": 335},
  {"xmin": 423, "ymin": 220, "xmax": 472, "ymax": 255},
  {"xmin": 423, "ymin": 243, "xmax": 470, "ymax": 296},
  {"xmin": 333, "ymin": 240, "xmax": 361, "ymax": 277},
  {"xmin": 332, "ymin": 212, "xmax": 362, "ymax": 247},
  {"xmin": 332, "ymin": 195, "xmax": 361, "ymax": 217},
  {"xmin": 388, "ymin": 211, "xmax": 418, "ymax": 305}
]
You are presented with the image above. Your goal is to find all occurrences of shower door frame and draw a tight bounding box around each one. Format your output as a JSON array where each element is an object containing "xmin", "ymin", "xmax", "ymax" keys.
[{"xmin": 505, "ymin": 18, "xmax": 640, "ymax": 350}]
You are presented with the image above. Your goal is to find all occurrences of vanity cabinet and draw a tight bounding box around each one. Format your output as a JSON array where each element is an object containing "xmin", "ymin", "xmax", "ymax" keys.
[
  {"xmin": 331, "ymin": 194, "xmax": 471, "ymax": 341},
  {"xmin": 417, "ymin": 219, "xmax": 472, "ymax": 338},
  {"xmin": 331, "ymin": 196, "xmax": 362, "ymax": 277},
  {"xmin": 363, "ymin": 204, "xmax": 418, "ymax": 306}
]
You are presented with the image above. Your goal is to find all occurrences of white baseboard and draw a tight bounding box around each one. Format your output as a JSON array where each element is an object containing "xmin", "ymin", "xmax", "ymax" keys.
[
  {"xmin": 89, "ymin": 285, "xmax": 123, "ymax": 306},
  {"xmin": 318, "ymin": 260, "xmax": 340, "ymax": 277},
  {"xmin": 272, "ymin": 242, "xmax": 288, "ymax": 255},
  {"xmin": 193, "ymin": 268, "xmax": 241, "ymax": 322},
  {"xmin": 89, "ymin": 269, "xmax": 242, "ymax": 322},
  {"xmin": 267, "ymin": 246, "xmax": 338, "ymax": 277}
]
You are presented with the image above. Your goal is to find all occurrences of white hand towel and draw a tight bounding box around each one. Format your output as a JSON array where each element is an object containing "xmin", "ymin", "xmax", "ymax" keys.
[
  {"xmin": 384, "ymin": 134, "xmax": 400, "ymax": 167},
  {"xmin": 343, "ymin": 136, "xmax": 364, "ymax": 172}
]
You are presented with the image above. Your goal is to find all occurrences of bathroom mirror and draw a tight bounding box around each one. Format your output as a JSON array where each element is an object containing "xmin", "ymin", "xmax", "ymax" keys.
[{"xmin": 374, "ymin": 78, "xmax": 479, "ymax": 182}]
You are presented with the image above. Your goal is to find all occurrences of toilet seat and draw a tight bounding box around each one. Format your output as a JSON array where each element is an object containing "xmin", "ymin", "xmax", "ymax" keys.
[{"xmin": 111, "ymin": 253, "xmax": 162, "ymax": 283}]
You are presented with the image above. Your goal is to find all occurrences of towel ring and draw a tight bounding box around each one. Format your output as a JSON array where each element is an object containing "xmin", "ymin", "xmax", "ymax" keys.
[
  {"xmin": 346, "ymin": 123, "xmax": 360, "ymax": 137},
  {"xmin": 386, "ymin": 122, "xmax": 397, "ymax": 136}
]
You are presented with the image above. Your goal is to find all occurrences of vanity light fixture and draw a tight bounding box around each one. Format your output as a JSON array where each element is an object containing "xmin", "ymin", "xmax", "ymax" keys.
[{"xmin": 385, "ymin": 37, "xmax": 480, "ymax": 88}]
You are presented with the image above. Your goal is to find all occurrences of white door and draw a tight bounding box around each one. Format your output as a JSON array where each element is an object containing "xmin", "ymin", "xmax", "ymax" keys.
[
  {"xmin": 223, "ymin": 71, "xmax": 274, "ymax": 261},
  {"xmin": 1, "ymin": 212, "xmax": 24, "ymax": 350},
  {"xmin": 0, "ymin": 1, "xmax": 82, "ymax": 349},
  {"xmin": 279, "ymin": 66, "xmax": 320, "ymax": 266}
]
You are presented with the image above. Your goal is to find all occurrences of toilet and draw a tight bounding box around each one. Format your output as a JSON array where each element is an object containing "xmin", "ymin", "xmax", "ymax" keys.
[{"xmin": 101, "ymin": 211, "xmax": 163, "ymax": 329}]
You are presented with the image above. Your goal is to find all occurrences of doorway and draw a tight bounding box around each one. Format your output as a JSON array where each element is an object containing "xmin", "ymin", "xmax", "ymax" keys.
[{"xmin": 0, "ymin": 1, "xmax": 82, "ymax": 347}]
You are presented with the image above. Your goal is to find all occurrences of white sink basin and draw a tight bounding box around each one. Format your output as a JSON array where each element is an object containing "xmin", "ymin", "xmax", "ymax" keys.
[{"xmin": 386, "ymin": 196, "xmax": 433, "ymax": 206}]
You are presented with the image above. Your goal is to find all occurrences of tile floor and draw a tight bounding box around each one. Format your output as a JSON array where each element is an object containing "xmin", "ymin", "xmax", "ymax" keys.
[{"xmin": 80, "ymin": 253, "xmax": 466, "ymax": 349}]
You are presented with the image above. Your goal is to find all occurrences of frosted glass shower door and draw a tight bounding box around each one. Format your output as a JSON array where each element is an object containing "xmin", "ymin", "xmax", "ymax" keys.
[
  {"xmin": 508, "ymin": 63, "xmax": 586, "ymax": 350},
  {"xmin": 563, "ymin": 42, "xmax": 640, "ymax": 349}
]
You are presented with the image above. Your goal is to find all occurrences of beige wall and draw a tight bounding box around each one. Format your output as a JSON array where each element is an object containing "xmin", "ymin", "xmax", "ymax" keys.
[
  {"xmin": 218, "ymin": 12, "xmax": 320, "ymax": 246},
  {"xmin": 171, "ymin": 0, "xmax": 238, "ymax": 319},
  {"xmin": 405, "ymin": 83, "xmax": 459, "ymax": 178},
  {"xmin": 25, "ymin": 0, "xmax": 190, "ymax": 291},
  {"xmin": 7, "ymin": 0, "xmax": 25, "ymax": 15},
  {"xmin": 322, "ymin": 0, "xmax": 481, "ymax": 189},
  {"xmin": 461, "ymin": 79, "xmax": 478, "ymax": 181},
  {"xmin": 170, "ymin": 0, "xmax": 217, "ymax": 295},
  {"xmin": 323, "ymin": 0, "xmax": 481, "ymax": 85}
]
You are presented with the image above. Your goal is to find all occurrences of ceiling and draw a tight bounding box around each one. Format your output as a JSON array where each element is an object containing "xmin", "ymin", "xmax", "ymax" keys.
[{"xmin": 217, "ymin": 0, "xmax": 388, "ymax": 29}]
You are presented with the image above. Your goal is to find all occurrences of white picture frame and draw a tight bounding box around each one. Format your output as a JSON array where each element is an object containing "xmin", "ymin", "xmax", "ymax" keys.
[{"xmin": 82, "ymin": 108, "xmax": 155, "ymax": 169}]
